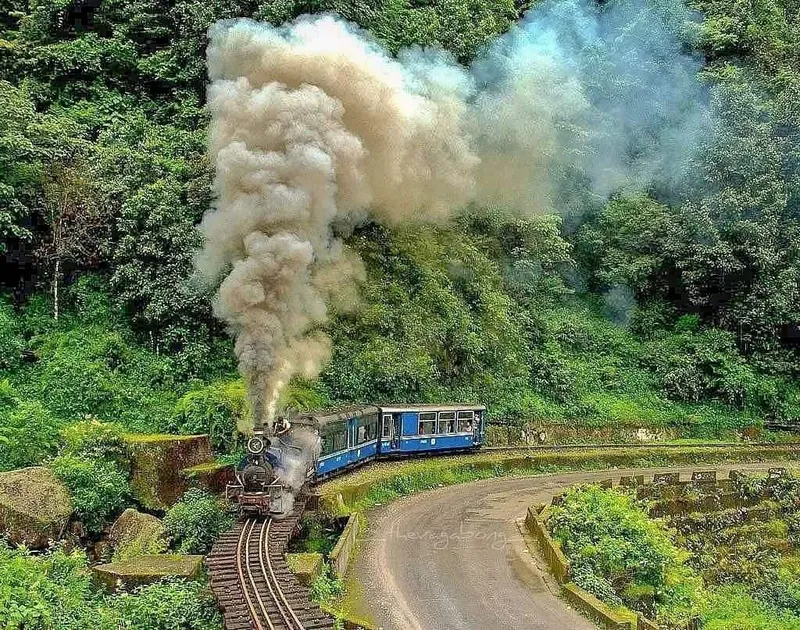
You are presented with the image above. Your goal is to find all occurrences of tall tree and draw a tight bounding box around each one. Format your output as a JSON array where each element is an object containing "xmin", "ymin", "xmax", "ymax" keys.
[{"xmin": 38, "ymin": 162, "xmax": 106, "ymax": 319}]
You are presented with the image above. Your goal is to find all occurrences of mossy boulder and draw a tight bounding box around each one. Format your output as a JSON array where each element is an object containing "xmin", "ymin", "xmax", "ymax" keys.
[
  {"xmin": 0, "ymin": 467, "xmax": 72, "ymax": 549},
  {"xmin": 286, "ymin": 552, "xmax": 324, "ymax": 586},
  {"xmin": 109, "ymin": 508, "xmax": 167, "ymax": 560},
  {"xmin": 124, "ymin": 434, "xmax": 213, "ymax": 510},
  {"xmin": 92, "ymin": 554, "xmax": 204, "ymax": 591},
  {"xmin": 180, "ymin": 462, "xmax": 234, "ymax": 495}
]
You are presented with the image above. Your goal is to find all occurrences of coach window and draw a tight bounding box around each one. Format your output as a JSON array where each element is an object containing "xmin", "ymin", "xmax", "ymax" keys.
[
  {"xmin": 457, "ymin": 410, "xmax": 474, "ymax": 433},
  {"xmin": 356, "ymin": 415, "xmax": 378, "ymax": 444},
  {"xmin": 418, "ymin": 412, "xmax": 437, "ymax": 435},
  {"xmin": 382, "ymin": 414, "xmax": 392, "ymax": 438},
  {"xmin": 438, "ymin": 411, "xmax": 456, "ymax": 434},
  {"xmin": 322, "ymin": 420, "xmax": 347, "ymax": 455},
  {"xmin": 321, "ymin": 432, "xmax": 336, "ymax": 456}
]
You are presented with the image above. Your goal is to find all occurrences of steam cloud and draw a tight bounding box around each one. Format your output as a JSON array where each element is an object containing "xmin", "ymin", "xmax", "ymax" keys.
[
  {"xmin": 271, "ymin": 426, "xmax": 322, "ymax": 517},
  {"xmin": 197, "ymin": 0, "xmax": 709, "ymax": 433}
]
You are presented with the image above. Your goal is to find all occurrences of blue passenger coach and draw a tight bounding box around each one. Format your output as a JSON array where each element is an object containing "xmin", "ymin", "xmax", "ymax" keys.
[
  {"xmin": 309, "ymin": 403, "xmax": 485, "ymax": 479},
  {"xmin": 314, "ymin": 406, "xmax": 380, "ymax": 478},
  {"xmin": 378, "ymin": 404, "xmax": 485, "ymax": 455}
]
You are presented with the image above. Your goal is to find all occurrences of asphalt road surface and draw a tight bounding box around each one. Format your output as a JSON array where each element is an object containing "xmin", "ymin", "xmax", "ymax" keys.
[{"xmin": 354, "ymin": 461, "xmax": 793, "ymax": 630}]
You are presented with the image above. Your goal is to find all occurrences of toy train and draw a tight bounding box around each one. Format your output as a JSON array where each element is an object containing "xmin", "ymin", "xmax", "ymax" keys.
[{"xmin": 227, "ymin": 403, "xmax": 486, "ymax": 517}]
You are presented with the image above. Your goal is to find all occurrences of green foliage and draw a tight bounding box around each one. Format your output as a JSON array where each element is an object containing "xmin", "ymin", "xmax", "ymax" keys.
[
  {"xmin": 0, "ymin": 544, "xmax": 97, "ymax": 629},
  {"xmin": 171, "ymin": 381, "xmax": 247, "ymax": 451},
  {"xmin": 309, "ymin": 564, "xmax": 344, "ymax": 608},
  {"xmin": 23, "ymin": 323, "xmax": 178, "ymax": 431},
  {"xmin": 549, "ymin": 484, "xmax": 706, "ymax": 624},
  {"xmin": 163, "ymin": 489, "xmax": 233, "ymax": 555},
  {"xmin": 0, "ymin": 543, "xmax": 222, "ymax": 629},
  {"xmin": 644, "ymin": 328, "xmax": 757, "ymax": 406},
  {"xmin": 110, "ymin": 579, "xmax": 222, "ymax": 630},
  {"xmin": 61, "ymin": 420, "xmax": 129, "ymax": 469},
  {"xmin": 0, "ymin": 391, "xmax": 63, "ymax": 472},
  {"xmin": 0, "ymin": 80, "xmax": 86, "ymax": 253},
  {"xmin": 0, "ymin": 280, "xmax": 236, "ymax": 447},
  {"xmin": 0, "ymin": 298, "xmax": 25, "ymax": 371},
  {"xmin": 293, "ymin": 517, "xmax": 340, "ymax": 556},
  {"xmin": 49, "ymin": 455, "xmax": 130, "ymax": 533},
  {"xmin": 323, "ymin": 224, "xmax": 537, "ymax": 419},
  {"xmin": 703, "ymin": 585, "xmax": 800, "ymax": 630},
  {"xmin": 575, "ymin": 194, "xmax": 673, "ymax": 296}
]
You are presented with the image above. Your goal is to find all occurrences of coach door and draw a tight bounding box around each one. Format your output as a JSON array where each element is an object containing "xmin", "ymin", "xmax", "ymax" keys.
[{"xmin": 388, "ymin": 413, "xmax": 401, "ymax": 449}]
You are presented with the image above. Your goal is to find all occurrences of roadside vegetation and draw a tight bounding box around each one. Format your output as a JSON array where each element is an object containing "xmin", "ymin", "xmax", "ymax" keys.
[
  {"xmin": 316, "ymin": 446, "xmax": 800, "ymax": 516},
  {"xmin": 547, "ymin": 473, "xmax": 800, "ymax": 629}
]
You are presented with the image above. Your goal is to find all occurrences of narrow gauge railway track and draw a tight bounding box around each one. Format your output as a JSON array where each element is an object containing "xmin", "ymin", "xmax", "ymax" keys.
[
  {"xmin": 483, "ymin": 441, "xmax": 800, "ymax": 452},
  {"xmin": 206, "ymin": 500, "xmax": 335, "ymax": 630}
]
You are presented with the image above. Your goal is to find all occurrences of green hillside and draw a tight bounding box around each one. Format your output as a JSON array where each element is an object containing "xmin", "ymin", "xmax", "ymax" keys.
[{"xmin": 1, "ymin": 0, "xmax": 800, "ymax": 470}]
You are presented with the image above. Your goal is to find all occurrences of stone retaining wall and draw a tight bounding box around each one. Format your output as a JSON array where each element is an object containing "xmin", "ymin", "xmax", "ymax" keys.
[{"xmin": 562, "ymin": 582, "xmax": 635, "ymax": 630}]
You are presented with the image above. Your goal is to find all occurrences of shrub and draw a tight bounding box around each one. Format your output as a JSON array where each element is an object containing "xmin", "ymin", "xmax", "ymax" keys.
[
  {"xmin": 61, "ymin": 419, "xmax": 129, "ymax": 469},
  {"xmin": 643, "ymin": 329, "xmax": 758, "ymax": 407},
  {"xmin": 27, "ymin": 324, "xmax": 178, "ymax": 432},
  {"xmin": 112, "ymin": 579, "xmax": 222, "ymax": 629},
  {"xmin": 549, "ymin": 484, "xmax": 706, "ymax": 623},
  {"xmin": 550, "ymin": 485, "xmax": 679, "ymax": 588},
  {"xmin": 50, "ymin": 455, "xmax": 130, "ymax": 533},
  {"xmin": 163, "ymin": 489, "xmax": 233, "ymax": 554},
  {"xmin": 0, "ymin": 543, "xmax": 97, "ymax": 629},
  {"xmin": 0, "ymin": 543, "xmax": 222, "ymax": 629},
  {"xmin": 0, "ymin": 299, "xmax": 25, "ymax": 371},
  {"xmin": 571, "ymin": 565, "xmax": 622, "ymax": 606},
  {"xmin": 704, "ymin": 585, "xmax": 800, "ymax": 630},
  {"xmin": 0, "ymin": 396, "xmax": 63, "ymax": 471},
  {"xmin": 309, "ymin": 564, "xmax": 344, "ymax": 607},
  {"xmin": 171, "ymin": 381, "xmax": 248, "ymax": 451}
]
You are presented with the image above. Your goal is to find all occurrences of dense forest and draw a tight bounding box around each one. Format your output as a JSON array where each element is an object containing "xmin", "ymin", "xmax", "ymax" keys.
[{"xmin": 1, "ymin": 0, "xmax": 800, "ymax": 474}]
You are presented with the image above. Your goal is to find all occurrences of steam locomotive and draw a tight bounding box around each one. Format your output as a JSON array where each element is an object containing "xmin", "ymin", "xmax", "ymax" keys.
[{"xmin": 227, "ymin": 403, "xmax": 486, "ymax": 517}]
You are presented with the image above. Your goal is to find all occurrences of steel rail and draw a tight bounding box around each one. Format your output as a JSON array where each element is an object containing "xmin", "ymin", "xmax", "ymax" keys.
[
  {"xmin": 257, "ymin": 519, "xmax": 294, "ymax": 629},
  {"xmin": 236, "ymin": 519, "xmax": 269, "ymax": 630},
  {"xmin": 263, "ymin": 518, "xmax": 306, "ymax": 630}
]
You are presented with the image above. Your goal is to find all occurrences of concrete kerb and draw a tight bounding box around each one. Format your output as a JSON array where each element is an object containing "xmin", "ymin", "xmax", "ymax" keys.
[{"xmin": 329, "ymin": 511, "xmax": 360, "ymax": 579}]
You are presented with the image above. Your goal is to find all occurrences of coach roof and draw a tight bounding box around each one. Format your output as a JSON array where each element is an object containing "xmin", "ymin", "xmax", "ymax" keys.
[{"xmin": 378, "ymin": 403, "xmax": 485, "ymax": 414}]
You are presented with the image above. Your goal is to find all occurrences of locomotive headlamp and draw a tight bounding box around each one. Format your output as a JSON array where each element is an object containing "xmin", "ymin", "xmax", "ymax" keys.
[{"xmin": 247, "ymin": 436, "xmax": 265, "ymax": 454}]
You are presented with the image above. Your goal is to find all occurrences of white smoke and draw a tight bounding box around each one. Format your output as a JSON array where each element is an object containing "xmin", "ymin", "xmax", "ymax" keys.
[
  {"xmin": 271, "ymin": 426, "xmax": 322, "ymax": 517},
  {"xmin": 197, "ymin": 0, "xmax": 709, "ymax": 433}
]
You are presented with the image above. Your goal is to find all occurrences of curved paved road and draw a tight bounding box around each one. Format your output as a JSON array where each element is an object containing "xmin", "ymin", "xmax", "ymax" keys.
[{"xmin": 353, "ymin": 462, "xmax": 792, "ymax": 630}]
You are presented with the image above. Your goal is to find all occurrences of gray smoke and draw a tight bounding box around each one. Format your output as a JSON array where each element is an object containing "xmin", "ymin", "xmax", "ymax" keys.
[
  {"xmin": 603, "ymin": 284, "xmax": 637, "ymax": 327},
  {"xmin": 197, "ymin": 0, "xmax": 709, "ymax": 434},
  {"xmin": 272, "ymin": 426, "xmax": 321, "ymax": 517},
  {"xmin": 472, "ymin": 0, "xmax": 708, "ymax": 211}
]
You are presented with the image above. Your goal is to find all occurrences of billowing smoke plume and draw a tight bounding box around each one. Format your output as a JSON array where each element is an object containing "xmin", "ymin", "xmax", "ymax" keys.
[
  {"xmin": 198, "ymin": 15, "xmax": 477, "ymax": 430},
  {"xmin": 197, "ymin": 0, "xmax": 709, "ymax": 433}
]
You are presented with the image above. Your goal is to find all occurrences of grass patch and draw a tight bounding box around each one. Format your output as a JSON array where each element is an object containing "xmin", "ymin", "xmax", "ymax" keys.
[{"xmin": 317, "ymin": 445, "xmax": 800, "ymax": 516}]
